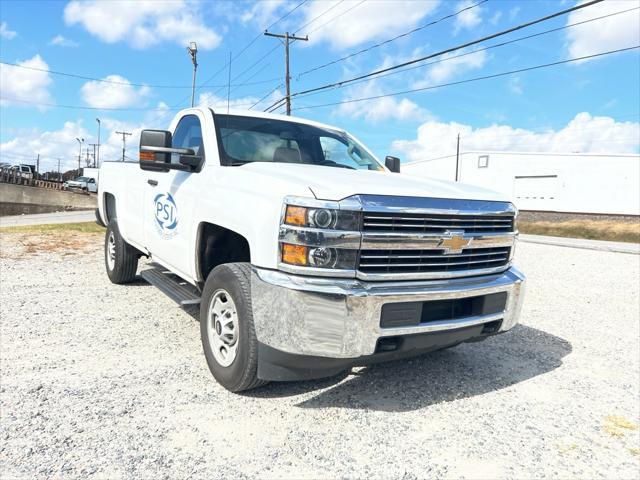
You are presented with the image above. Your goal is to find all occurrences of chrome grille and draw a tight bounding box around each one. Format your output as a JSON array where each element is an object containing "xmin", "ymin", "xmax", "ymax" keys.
[
  {"xmin": 362, "ymin": 213, "xmax": 513, "ymax": 234},
  {"xmin": 358, "ymin": 247, "xmax": 511, "ymax": 275}
]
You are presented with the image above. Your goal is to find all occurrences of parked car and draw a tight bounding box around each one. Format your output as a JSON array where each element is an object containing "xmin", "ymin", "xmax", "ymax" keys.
[
  {"xmin": 9, "ymin": 164, "xmax": 34, "ymax": 179},
  {"xmin": 64, "ymin": 176, "xmax": 97, "ymax": 193},
  {"xmin": 98, "ymin": 107, "xmax": 526, "ymax": 392}
]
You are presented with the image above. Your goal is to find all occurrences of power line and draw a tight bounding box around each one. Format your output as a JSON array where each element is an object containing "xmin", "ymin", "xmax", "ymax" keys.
[
  {"xmin": 293, "ymin": 0, "xmax": 345, "ymax": 35},
  {"xmin": 0, "ymin": 60, "xmax": 282, "ymax": 89},
  {"xmin": 306, "ymin": 0, "xmax": 367, "ymax": 35},
  {"xmin": 249, "ymin": 83, "xmax": 284, "ymax": 110},
  {"xmin": 292, "ymin": 5, "xmax": 640, "ymax": 101},
  {"xmin": 143, "ymin": 0, "xmax": 308, "ymax": 127},
  {"xmin": 296, "ymin": 0, "xmax": 487, "ymax": 78},
  {"xmin": 197, "ymin": 0, "xmax": 309, "ymax": 90},
  {"xmin": 0, "ymin": 96, "xmax": 265, "ymax": 111},
  {"xmin": 290, "ymin": 0, "xmax": 605, "ymax": 99},
  {"xmin": 291, "ymin": 46, "xmax": 640, "ymax": 112}
]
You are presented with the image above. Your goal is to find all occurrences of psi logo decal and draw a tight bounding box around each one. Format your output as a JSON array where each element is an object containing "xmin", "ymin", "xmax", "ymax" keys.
[{"xmin": 154, "ymin": 193, "xmax": 178, "ymax": 238}]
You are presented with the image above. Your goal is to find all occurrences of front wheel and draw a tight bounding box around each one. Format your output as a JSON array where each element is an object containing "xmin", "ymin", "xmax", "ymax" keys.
[
  {"xmin": 104, "ymin": 220, "xmax": 139, "ymax": 284},
  {"xmin": 200, "ymin": 263, "xmax": 266, "ymax": 392}
]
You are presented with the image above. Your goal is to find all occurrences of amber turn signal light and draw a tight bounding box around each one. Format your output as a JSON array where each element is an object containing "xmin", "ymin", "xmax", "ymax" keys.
[
  {"xmin": 139, "ymin": 151, "xmax": 155, "ymax": 161},
  {"xmin": 284, "ymin": 205, "xmax": 307, "ymax": 226},
  {"xmin": 281, "ymin": 243, "xmax": 308, "ymax": 265}
]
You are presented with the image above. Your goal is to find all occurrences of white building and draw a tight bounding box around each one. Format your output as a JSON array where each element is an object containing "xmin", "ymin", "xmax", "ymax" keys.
[{"xmin": 403, "ymin": 151, "xmax": 640, "ymax": 216}]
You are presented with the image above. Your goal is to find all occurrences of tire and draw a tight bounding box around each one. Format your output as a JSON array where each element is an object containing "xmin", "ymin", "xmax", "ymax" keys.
[
  {"xmin": 200, "ymin": 263, "xmax": 267, "ymax": 392},
  {"xmin": 104, "ymin": 219, "xmax": 139, "ymax": 284}
]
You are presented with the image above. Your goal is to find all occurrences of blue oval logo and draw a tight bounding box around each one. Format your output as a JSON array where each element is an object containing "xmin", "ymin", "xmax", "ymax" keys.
[{"xmin": 154, "ymin": 193, "xmax": 178, "ymax": 234}]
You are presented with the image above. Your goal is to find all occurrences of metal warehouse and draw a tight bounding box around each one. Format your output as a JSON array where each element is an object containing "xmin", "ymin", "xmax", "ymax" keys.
[{"xmin": 403, "ymin": 151, "xmax": 640, "ymax": 216}]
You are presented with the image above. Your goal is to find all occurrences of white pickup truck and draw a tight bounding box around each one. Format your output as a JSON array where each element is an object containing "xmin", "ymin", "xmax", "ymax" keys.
[{"xmin": 98, "ymin": 108, "xmax": 525, "ymax": 392}]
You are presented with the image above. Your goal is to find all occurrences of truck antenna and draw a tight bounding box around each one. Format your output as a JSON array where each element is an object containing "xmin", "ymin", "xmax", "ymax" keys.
[{"xmin": 227, "ymin": 51, "xmax": 232, "ymax": 114}]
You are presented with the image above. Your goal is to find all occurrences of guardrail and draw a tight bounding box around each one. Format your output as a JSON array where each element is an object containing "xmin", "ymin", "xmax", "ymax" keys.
[{"xmin": 0, "ymin": 170, "xmax": 66, "ymax": 190}]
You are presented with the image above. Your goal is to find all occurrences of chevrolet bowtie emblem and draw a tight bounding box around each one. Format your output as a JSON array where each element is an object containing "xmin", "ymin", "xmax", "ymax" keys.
[{"xmin": 439, "ymin": 230, "xmax": 471, "ymax": 254}]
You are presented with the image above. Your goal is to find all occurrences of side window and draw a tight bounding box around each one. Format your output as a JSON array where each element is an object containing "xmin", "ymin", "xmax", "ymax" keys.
[{"xmin": 172, "ymin": 115, "xmax": 205, "ymax": 164}]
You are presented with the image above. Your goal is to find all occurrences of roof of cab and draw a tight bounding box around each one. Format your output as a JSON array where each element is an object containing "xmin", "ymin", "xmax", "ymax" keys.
[{"xmin": 183, "ymin": 107, "xmax": 346, "ymax": 134}]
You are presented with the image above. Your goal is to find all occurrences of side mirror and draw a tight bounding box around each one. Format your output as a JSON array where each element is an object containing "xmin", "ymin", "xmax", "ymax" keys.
[
  {"xmin": 139, "ymin": 129, "xmax": 201, "ymax": 172},
  {"xmin": 385, "ymin": 156, "xmax": 401, "ymax": 173}
]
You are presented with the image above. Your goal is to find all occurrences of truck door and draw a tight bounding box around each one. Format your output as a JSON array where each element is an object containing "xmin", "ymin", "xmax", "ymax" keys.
[{"xmin": 143, "ymin": 114, "xmax": 204, "ymax": 280}]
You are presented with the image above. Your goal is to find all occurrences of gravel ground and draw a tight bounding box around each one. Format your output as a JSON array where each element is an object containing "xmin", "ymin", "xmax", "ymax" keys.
[{"xmin": 1, "ymin": 232, "xmax": 639, "ymax": 479}]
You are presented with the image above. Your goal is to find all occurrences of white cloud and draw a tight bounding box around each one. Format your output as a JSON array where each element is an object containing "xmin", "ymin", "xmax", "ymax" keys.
[
  {"xmin": 454, "ymin": 0, "xmax": 483, "ymax": 34},
  {"xmin": 0, "ymin": 121, "xmax": 91, "ymax": 171},
  {"xmin": 299, "ymin": 0, "xmax": 440, "ymax": 50},
  {"xmin": 335, "ymin": 80, "xmax": 431, "ymax": 123},
  {"xmin": 64, "ymin": 0, "xmax": 221, "ymax": 50},
  {"xmin": 393, "ymin": 113, "xmax": 640, "ymax": 162},
  {"xmin": 241, "ymin": 0, "xmax": 286, "ymax": 28},
  {"xmin": 0, "ymin": 55, "xmax": 53, "ymax": 109},
  {"xmin": 565, "ymin": 1, "xmax": 640, "ymax": 61},
  {"xmin": 80, "ymin": 75, "xmax": 150, "ymax": 109},
  {"xmin": 0, "ymin": 118, "xmax": 148, "ymax": 171},
  {"xmin": 0, "ymin": 21, "xmax": 17, "ymax": 39},
  {"xmin": 508, "ymin": 76, "xmax": 523, "ymax": 95},
  {"xmin": 417, "ymin": 49, "xmax": 487, "ymax": 86},
  {"xmin": 49, "ymin": 35, "xmax": 79, "ymax": 47},
  {"xmin": 489, "ymin": 11, "xmax": 502, "ymax": 26}
]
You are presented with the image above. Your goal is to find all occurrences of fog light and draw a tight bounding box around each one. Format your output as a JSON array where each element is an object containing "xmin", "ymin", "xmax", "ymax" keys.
[{"xmin": 309, "ymin": 247, "xmax": 336, "ymax": 268}]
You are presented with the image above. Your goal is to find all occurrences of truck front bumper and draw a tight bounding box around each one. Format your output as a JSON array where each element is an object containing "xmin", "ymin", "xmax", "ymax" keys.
[{"xmin": 251, "ymin": 266, "xmax": 525, "ymax": 381}]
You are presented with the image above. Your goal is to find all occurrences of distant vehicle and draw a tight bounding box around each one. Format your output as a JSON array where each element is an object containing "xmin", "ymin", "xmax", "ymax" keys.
[
  {"xmin": 0, "ymin": 162, "xmax": 11, "ymax": 172},
  {"xmin": 82, "ymin": 167, "xmax": 99, "ymax": 185},
  {"xmin": 65, "ymin": 176, "xmax": 97, "ymax": 193},
  {"xmin": 9, "ymin": 164, "xmax": 34, "ymax": 179}
]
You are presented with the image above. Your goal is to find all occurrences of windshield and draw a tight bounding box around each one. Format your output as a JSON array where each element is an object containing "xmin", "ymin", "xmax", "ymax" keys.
[
  {"xmin": 75, "ymin": 177, "xmax": 89, "ymax": 181},
  {"xmin": 214, "ymin": 114, "xmax": 383, "ymax": 171}
]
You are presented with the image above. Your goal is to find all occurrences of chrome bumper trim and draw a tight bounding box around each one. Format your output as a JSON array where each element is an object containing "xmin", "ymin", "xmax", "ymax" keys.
[
  {"xmin": 279, "ymin": 225, "xmax": 360, "ymax": 249},
  {"xmin": 356, "ymin": 263, "xmax": 513, "ymax": 281},
  {"xmin": 251, "ymin": 266, "xmax": 526, "ymax": 359}
]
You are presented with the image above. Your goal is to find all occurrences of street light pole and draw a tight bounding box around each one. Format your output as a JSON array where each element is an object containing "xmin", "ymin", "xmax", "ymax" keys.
[
  {"xmin": 75, "ymin": 137, "xmax": 84, "ymax": 174},
  {"xmin": 187, "ymin": 42, "xmax": 198, "ymax": 108},
  {"xmin": 96, "ymin": 118, "xmax": 101, "ymax": 167}
]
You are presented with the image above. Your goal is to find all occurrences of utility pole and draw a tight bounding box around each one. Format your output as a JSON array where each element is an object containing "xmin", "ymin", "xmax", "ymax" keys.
[
  {"xmin": 36, "ymin": 154, "xmax": 40, "ymax": 178},
  {"xmin": 57, "ymin": 158, "xmax": 61, "ymax": 182},
  {"xmin": 455, "ymin": 133, "xmax": 460, "ymax": 182},
  {"xmin": 89, "ymin": 144, "xmax": 99, "ymax": 167},
  {"xmin": 75, "ymin": 137, "xmax": 84, "ymax": 174},
  {"xmin": 187, "ymin": 41, "xmax": 198, "ymax": 108},
  {"xmin": 85, "ymin": 148, "xmax": 91, "ymax": 167},
  {"xmin": 95, "ymin": 118, "xmax": 101, "ymax": 167},
  {"xmin": 115, "ymin": 131, "xmax": 132, "ymax": 162},
  {"xmin": 264, "ymin": 31, "xmax": 308, "ymax": 115}
]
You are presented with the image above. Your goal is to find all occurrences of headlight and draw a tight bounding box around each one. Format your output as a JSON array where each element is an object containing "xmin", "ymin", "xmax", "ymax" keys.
[
  {"xmin": 284, "ymin": 205, "xmax": 359, "ymax": 231},
  {"xmin": 279, "ymin": 198, "xmax": 361, "ymax": 275}
]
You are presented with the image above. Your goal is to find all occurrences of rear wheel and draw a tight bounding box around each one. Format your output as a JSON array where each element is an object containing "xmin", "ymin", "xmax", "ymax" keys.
[
  {"xmin": 104, "ymin": 220, "xmax": 139, "ymax": 284},
  {"xmin": 200, "ymin": 263, "xmax": 266, "ymax": 392}
]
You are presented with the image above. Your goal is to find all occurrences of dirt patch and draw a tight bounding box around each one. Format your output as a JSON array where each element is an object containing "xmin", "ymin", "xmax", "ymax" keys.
[
  {"xmin": 0, "ymin": 230, "xmax": 102, "ymax": 259},
  {"xmin": 519, "ymin": 220, "xmax": 640, "ymax": 243}
]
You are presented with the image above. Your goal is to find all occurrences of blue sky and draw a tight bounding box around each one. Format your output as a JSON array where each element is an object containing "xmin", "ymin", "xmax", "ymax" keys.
[{"xmin": 1, "ymin": 0, "xmax": 639, "ymax": 172}]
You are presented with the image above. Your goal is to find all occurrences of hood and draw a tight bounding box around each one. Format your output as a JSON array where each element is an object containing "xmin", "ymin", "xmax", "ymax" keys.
[{"xmin": 240, "ymin": 162, "xmax": 508, "ymax": 203}]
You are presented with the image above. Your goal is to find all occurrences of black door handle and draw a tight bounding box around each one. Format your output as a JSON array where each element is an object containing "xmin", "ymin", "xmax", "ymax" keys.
[{"xmin": 147, "ymin": 179, "xmax": 158, "ymax": 186}]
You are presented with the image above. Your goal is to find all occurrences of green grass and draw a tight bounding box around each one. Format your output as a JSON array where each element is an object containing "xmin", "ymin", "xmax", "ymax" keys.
[
  {"xmin": 0, "ymin": 222, "xmax": 105, "ymax": 234},
  {"xmin": 519, "ymin": 220, "xmax": 640, "ymax": 244}
]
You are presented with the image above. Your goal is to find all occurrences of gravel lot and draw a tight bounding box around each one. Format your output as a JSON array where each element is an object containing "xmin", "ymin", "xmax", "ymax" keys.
[{"xmin": 1, "ymin": 231, "xmax": 639, "ymax": 479}]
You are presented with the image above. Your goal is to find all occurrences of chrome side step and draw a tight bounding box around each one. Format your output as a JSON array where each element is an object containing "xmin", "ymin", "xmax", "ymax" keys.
[{"xmin": 140, "ymin": 265, "xmax": 201, "ymax": 308}]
